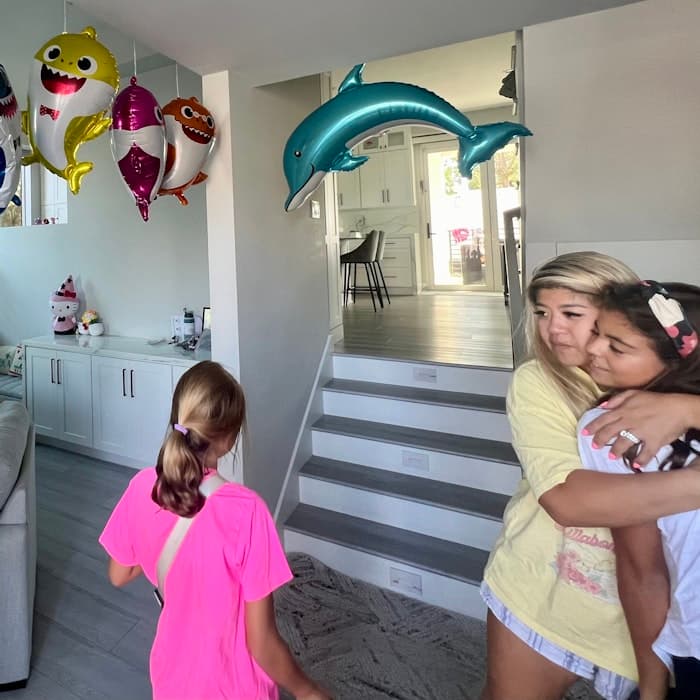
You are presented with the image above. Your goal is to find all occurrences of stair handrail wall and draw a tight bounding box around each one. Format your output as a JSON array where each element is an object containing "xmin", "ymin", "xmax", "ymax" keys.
[{"xmin": 503, "ymin": 207, "xmax": 526, "ymax": 365}]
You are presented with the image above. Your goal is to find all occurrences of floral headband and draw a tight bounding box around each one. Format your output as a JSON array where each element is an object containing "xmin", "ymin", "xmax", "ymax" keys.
[{"xmin": 640, "ymin": 281, "xmax": 698, "ymax": 358}]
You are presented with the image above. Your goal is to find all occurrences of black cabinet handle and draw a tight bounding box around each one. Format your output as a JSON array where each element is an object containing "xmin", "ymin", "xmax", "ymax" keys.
[
  {"xmin": 56, "ymin": 359, "xmax": 61, "ymax": 385},
  {"xmin": 130, "ymin": 369, "xmax": 134, "ymax": 398},
  {"xmin": 122, "ymin": 368, "xmax": 126, "ymax": 397},
  {"xmin": 50, "ymin": 358, "xmax": 55, "ymax": 384}
]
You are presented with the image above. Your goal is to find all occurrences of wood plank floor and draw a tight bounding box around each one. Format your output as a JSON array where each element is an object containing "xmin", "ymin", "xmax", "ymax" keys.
[{"xmin": 335, "ymin": 292, "xmax": 514, "ymax": 368}]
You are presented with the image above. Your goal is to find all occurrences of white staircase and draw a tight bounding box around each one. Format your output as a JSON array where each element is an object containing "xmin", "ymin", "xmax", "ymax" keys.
[{"xmin": 282, "ymin": 353, "xmax": 518, "ymax": 620}]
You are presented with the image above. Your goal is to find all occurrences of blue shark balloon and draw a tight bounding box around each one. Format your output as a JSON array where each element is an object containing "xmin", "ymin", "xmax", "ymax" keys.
[
  {"xmin": 0, "ymin": 64, "xmax": 22, "ymax": 215},
  {"xmin": 283, "ymin": 64, "xmax": 532, "ymax": 211}
]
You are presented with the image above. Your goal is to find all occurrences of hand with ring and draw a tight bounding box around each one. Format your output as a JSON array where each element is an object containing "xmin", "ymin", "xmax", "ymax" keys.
[{"xmin": 584, "ymin": 390, "xmax": 697, "ymax": 466}]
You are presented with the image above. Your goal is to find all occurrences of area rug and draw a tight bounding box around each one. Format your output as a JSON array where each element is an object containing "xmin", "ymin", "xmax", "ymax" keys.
[{"xmin": 276, "ymin": 553, "xmax": 602, "ymax": 700}]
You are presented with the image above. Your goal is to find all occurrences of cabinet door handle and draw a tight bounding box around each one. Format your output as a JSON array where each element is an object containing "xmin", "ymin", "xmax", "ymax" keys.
[
  {"xmin": 56, "ymin": 359, "xmax": 61, "ymax": 385},
  {"xmin": 381, "ymin": 190, "xmax": 385, "ymax": 203},
  {"xmin": 50, "ymin": 358, "xmax": 55, "ymax": 384},
  {"xmin": 339, "ymin": 193, "xmax": 343, "ymax": 206},
  {"xmin": 386, "ymin": 189, "xmax": 390, "ymax": 203},
  {"xmin": 122, "ymin": 368, "xmax": 126, "ymax": 397},
  {"xmin": 130, "ymin": 369, "xmax": 134, "ymax": 398}
]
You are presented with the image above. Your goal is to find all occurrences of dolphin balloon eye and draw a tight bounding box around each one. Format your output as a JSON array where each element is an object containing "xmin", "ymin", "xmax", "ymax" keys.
[
  {"xmin": 43, "ymin": 45, "xmax": 61, "ymax": 62},
  {"xmin": 206, "ymin": 115, "xmax": 214, "ymax": 129},
  {"xmin": 76, "ymin": 56, "xmax": 98, "ymax": 75},
  {"xmin": 181, "ymin": 106, "xmax": 194, "ymax": 119},
  {"xmin": 294, "ymin": 150, "xmax": 302, "ymax": 158},
  {"xmin": 154, "ymin": 106, "xmax": 163, "ymax": 123}
]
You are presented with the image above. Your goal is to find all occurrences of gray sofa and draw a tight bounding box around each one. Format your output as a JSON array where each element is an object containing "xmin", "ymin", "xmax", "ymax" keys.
[{"xmin": 0, "ymin": 401, "xmax": 36, "ymax": 687}]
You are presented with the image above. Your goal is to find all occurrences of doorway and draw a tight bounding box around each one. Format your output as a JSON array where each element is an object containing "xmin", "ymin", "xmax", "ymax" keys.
[{"xmin": 415, "ymin": 138, "xmax": 522, "ymax": 294}]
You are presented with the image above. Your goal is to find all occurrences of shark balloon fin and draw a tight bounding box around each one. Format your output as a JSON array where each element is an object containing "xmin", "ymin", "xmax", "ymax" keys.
[
  {"xmin": 337, "ymin": 64, "xmax": 365, "ymax": 94},
  {"xmin": 457, "ymin": 121, "xmax": 532, "ymax": 178},
  {"xmin": 330, "ymin": 151, "xmax": 368, "ymax": 172}
]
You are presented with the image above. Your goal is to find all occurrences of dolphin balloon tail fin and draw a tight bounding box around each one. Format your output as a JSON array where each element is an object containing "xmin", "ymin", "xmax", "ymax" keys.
[
  {"xmin": 12, "ymin": 195, "xmax": 21, "ymax": 207},
  {"xmin": 457, "ymin": 121, "xmax": 532, "ymax": 178}
]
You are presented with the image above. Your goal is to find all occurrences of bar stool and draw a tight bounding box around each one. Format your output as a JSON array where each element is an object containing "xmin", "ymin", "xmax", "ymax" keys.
[
  {"xmin": 340, "ymin": 229, "xmax": 382, "ymax": 311},
  {"xmin": 373, "ymin": 230, "xmax": 391, "ymax": 305}
]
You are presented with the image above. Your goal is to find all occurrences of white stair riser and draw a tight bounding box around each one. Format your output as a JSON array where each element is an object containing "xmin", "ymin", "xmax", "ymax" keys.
[
  {"xmin": 332, "ymin": 354, "xmax": 511, "ymax": 396},
  {"xmin": 284, "ymin": 531, "xmax": 486, "ymax": 620},
  {"xmin": 299, "ymin": 477, "xmax": 502, "ymax": 551},
  {"xmin": 322, "ymin": 391, "xmax": 511, "ymax": 442},
  {"xmin": 312, "ymin": 430, "xmax": 521, "ymax": 496}
]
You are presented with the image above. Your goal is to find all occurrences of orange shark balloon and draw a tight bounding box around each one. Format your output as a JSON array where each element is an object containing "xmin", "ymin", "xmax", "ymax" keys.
[{"xmin": 158, "ymin": 96, "xmax": 215, "ymax": 205}]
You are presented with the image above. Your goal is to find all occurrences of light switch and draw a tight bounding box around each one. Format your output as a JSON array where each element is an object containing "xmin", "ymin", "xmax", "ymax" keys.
[{"xmin": 310, "ymin": 200, "xmax": 321, "ymax": 219}]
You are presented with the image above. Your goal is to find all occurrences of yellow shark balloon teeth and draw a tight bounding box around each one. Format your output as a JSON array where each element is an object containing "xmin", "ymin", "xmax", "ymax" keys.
[{"xmin": 22, "ymin": 26, "xmax": 119, "ymax": 194}]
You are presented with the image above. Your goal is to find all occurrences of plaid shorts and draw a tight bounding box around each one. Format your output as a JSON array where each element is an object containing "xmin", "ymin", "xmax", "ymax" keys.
[{"xmin": 481, "ymin": 582, "xmax": 637, "ymax": 700}]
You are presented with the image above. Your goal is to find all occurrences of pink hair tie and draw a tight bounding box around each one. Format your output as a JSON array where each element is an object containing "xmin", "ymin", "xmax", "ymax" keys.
[{"xmin": 174, "ymin": 423, "xmax": 188, "ymax": 435}]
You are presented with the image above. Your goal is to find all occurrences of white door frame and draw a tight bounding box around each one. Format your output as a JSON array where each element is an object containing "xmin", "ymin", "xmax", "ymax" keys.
[{"xmin": 415, "ymin": 138, "xmax": 499, "ymax": 292}]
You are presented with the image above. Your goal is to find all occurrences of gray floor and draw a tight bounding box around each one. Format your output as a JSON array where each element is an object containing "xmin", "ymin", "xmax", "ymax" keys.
[
  {"xmin": 335, "ymin": 292, "xmax": 514, "ymax": 369},
  {"xmin": 7, "ymin": 445, "xmax": 602, "ymax": 699}
]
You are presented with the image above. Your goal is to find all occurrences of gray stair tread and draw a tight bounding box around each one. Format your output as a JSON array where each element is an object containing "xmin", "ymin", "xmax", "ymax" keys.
[
  {"xmin": 313, "ymin": 415, "xmax": 519, "ymax": 464},
  {"xmin": 301, "ymin": 457, "xmax": 508, "ymax": 520},
  {"xmin": 285, "ymin": 504, "xmax": 488, "ymax": 584},
  {"xmin": 324, "ymin": 378, "xmax": 506, "ymax": 412}
]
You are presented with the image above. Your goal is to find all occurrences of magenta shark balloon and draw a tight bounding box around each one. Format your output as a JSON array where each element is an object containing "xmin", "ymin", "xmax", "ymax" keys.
[{"xmin": 110, "ymin": 76, "xmax": 166, "ymax": 221}]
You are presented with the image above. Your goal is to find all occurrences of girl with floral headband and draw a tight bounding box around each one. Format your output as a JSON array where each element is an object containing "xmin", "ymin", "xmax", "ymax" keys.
[
  {"xmin": 580, "ymin": 281, "xmax": 700, "ymax": 700},
  {"xmin": 481, "ymin": 253, "xmax": 700, "ymax": 700}
]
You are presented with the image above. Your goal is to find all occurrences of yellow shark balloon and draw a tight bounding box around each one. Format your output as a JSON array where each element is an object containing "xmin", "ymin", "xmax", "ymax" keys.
[{"xmin": 22, "ymin": 26, "xmax": 119, "ymax": 194}]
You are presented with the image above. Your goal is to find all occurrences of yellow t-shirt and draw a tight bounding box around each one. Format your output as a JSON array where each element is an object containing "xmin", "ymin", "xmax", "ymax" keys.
[{"xmin": 483, "ymin": 359, "xmax": 637, "ymax": 680}]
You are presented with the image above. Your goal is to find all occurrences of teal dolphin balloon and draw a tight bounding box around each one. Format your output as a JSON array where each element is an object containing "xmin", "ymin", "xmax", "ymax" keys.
[{"xmin": 283, "ymin": 64, "xmax": 532, "ymax": 211}]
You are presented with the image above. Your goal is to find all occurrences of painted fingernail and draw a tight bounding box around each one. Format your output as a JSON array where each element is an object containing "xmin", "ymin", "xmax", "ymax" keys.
[
  {"xmin": 633, "ymin": 463, "xmax": 642, "ymax": 471},
  {"xmin": 592, "ymin": 442, "xmax": 599, "ymax": 449},
  {"xmin": 608, "ymin": 452, "xmax": 617, "ymax": 460},
  {"xmin": 581, "ymin": 428, "xmax": 590, "ymax": 436},
  {"xmin": 600, "ymin": 401, "xmax": 609, "ymax": 408}
]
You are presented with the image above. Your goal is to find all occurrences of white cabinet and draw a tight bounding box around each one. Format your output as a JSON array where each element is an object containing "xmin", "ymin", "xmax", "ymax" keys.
[
  {"xmin": 337, "ymin": 168, "xmax": 361, "ymax": 210},
  {"xmin": 23, "ymin": 335, "xmax": 201, "ymax": 469},
  {"xmin": 381, "ymin": 235, "xmax": 419, "ymax": 295},
  {"xmin": 92, "ymin": 356, "xmax": 172, "ymax": 465},
  {"xmin": 25, "ymin": 347, "xmax": 92, "ymax": 446},
  {"xmin": 336, "ymin": 128, "xmax": 415, "ymax": 210}
]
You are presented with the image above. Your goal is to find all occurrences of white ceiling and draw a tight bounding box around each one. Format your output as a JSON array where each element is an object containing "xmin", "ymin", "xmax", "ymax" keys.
[
  {"xmin": 70, "ymin": 0, "xmax": 643, "ymax": 86},
  {"xmin": 332, "ymin": 33, "xmax": 516, "ymax": 114}
]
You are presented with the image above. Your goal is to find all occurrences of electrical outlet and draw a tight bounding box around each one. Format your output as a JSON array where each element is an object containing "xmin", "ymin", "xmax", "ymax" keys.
[
  {"xmin": 171, "ymin": 315, "xmax": 183, "ymax": 340},
  {"xmin": 413, "ymin": 366, "xmax": 437, "ymax": 383},
  {"xmin": 389, "ymin": 567, "xmax": 423, "ymax": 596},
  {"xmin": 401, "ymin": 449, "xmax": 429, "ymax": 472}
]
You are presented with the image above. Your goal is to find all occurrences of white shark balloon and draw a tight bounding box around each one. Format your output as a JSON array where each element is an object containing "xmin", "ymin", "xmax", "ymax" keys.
[
  {"xmin": 283, "ymin": 64, "xmax": 532, "ymax": 211},
  {"xmin": 0, "ymin": 64, "xmax": 22, "ymax": 214},
  {"xmin": 22, "ymin": 26, "xmax": 119, "ymax": 195}
]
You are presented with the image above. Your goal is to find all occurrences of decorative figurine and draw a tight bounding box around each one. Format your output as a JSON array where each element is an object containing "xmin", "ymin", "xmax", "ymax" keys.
[{"xmin": 50, "ymin": 274, "xmax": 79, "ymax": 335}]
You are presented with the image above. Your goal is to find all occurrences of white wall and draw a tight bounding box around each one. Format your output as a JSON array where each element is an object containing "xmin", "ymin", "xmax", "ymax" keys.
[
  {"xmin": 522, "ymin": 0, "xmax": 700, "ymax": 282},
  {"xmin": 0, "ymin": 1, "xmax": 210, "ymax": 343},
  {"xmin": 226, "ymin": 74, "xmax": 330, "ymax": 508}
]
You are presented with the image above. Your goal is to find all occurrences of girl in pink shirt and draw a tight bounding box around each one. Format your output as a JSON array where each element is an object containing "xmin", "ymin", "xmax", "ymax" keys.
[{"xmin": 99, "ymin": 361, "xmax": 330, "ymax": 700}]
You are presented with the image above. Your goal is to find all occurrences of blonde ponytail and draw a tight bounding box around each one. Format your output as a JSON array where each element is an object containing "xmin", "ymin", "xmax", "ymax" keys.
[{"xmin": 152, "ymin": 361, "xmax": 246, "ymax": 517}]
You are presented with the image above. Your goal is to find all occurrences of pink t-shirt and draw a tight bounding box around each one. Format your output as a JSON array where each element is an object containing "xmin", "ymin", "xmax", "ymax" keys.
[{"xmin": 99, "ymin": 468, "xmax": 293, "ymax": 700}]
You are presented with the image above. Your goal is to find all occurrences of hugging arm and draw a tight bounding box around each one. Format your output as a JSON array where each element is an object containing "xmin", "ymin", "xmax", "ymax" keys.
[
  {"xmin": 584, "ymin": 391, "xmax": 700, "ymax": 465},
  {"xmin": 509, "ymin": 366, "xmax": 700, "ymax": 528},
  {"xmin": 612, "ymin": 524, "xmax": 670, "ymax": 700}
]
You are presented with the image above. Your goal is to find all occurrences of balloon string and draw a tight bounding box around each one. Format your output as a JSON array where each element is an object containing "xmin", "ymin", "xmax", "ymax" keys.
[
  {"xmin": 175, "ymin": 63, "xmax": 180, "ymax": 97},
  {"xmin": 63, "ymin": 0, "xmax": 67, "ymax": 33},
  {"xmin": 133, "ymin": 41, "xmax": 137, "ymax": 77}
]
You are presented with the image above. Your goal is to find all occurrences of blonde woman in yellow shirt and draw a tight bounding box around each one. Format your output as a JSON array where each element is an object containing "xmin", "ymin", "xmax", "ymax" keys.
[{"xmin": 480, "ymin": 252, "xmax": 700, "ymax": 700}]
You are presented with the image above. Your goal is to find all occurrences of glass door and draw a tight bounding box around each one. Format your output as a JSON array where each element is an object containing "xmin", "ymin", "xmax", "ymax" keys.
[
  {"xmin": 416, "ymin": 138, "xmax": 522, "ymax": 292},
  {"xmin": 417, "ymin": 140, "xmax": 493, "ymax": 290}
]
